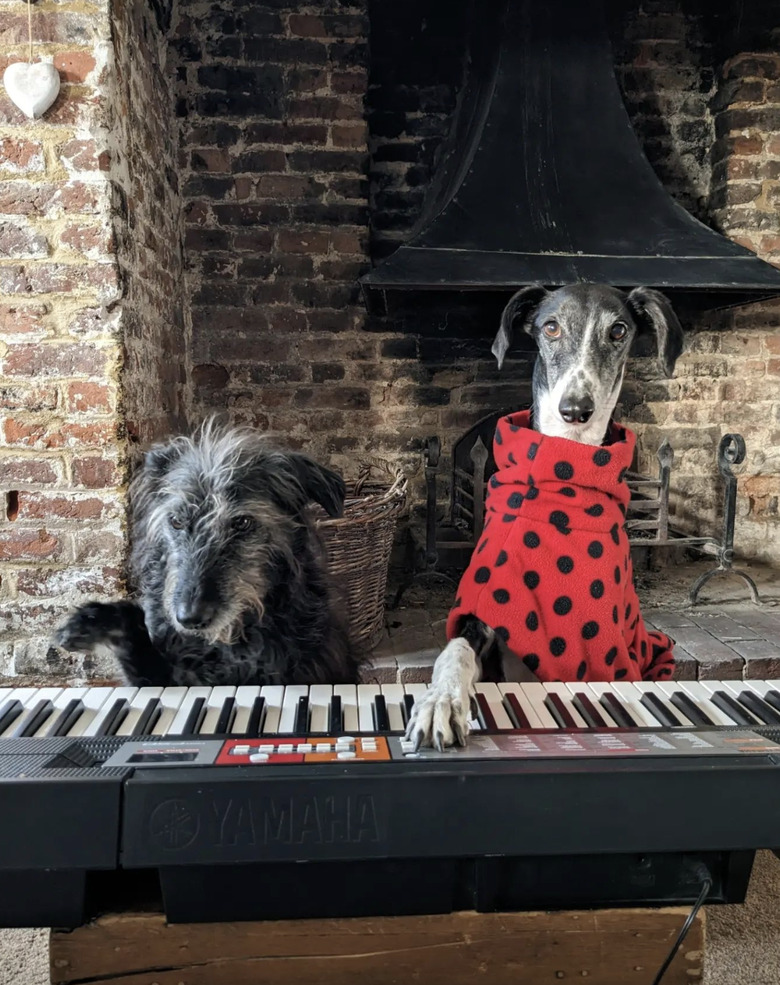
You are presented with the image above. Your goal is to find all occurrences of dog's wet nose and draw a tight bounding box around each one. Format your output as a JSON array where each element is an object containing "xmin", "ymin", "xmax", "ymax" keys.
[
  {"xmin": 559, "ymin": 396, "xmax": 594, "ymax": 424},
  {"xmin": 175, "ymin": 605, "xmax": 209, "ymax": 630}
]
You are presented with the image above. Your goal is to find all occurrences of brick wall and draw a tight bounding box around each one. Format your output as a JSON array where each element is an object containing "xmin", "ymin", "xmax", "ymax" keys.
[{"xmin": 0, "ymin": 0, "xmax": 184, "ymax": 677}]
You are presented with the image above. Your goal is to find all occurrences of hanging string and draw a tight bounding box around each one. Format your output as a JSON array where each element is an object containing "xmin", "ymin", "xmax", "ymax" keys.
[{"xmin": 27, "ymin": 0, "xmax": 33, "ymax": 64}]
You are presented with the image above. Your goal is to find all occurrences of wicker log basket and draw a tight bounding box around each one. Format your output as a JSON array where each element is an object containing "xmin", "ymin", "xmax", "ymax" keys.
[{"xmin": 314, "ymin": 460, "xmax": 408, "ymax": 652}]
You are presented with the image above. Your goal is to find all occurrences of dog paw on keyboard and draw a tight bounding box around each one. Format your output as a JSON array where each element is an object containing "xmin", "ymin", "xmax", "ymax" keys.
[{"xmin": 405, "ymin": 638, "xmax": 477, "ymax": 751}]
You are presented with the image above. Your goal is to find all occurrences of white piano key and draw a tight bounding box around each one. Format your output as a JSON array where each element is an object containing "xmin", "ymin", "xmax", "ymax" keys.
[
  {"xmin": 150, "ymin": 687, "xmax": 189, "ymax": 736},
  {"xmin": 115, "ymin": 687, "xmax": 163, "ymax": 736},
  {"xmin": 563, "ymin": 683, "xmax": 618, "ymax": 727},
  {"xmin": 37, "ymin": 687, "xmax": 89, "ymax": 737},
  {"xmin": 333, "ymin": 684, "xmax": 359, "ymax": 733},
  {"xmin": 380, "ymin": 683, "xmax": 406, "ymax": 732},
  {"xmin": 357, "ymin": 684, "xmax": 380, "ymax": 732},
  {"xmin": 308, "ymin": 684, "xmax": 332, "ymax": 734},
  {"xmin": 0, "ymin": 687, "xmax": 40, "ymax": 734},
  {"xmin": 62, "ymin": 687, "xmax": 115, "ymax": 737},
  {"xmin": 260, "ymin": 685, "xmax": 285, "ymax": 735},
  {"xmin": 542, "ymin": 682, "xmax": 589, "ymax": 728},
  {"xmin": 10, "ymin": 687, "xmax": 62, "ymax": 737},
  {"xmin": 279, "ymin": 684, "xmax": 309, "ymax": 733},
  {"xmin": 198, "ymin": 686, "xmax": 237, "ymax": 735},
  {"xmin": 231, "ymin": 686, "xmax": 261, "ymax": 734},
  {"xmin": 499, "ymin": 682, "xmax": 545, "ymax": 728},
  {"xmin": 516, "ymin": 682, "xmax": 559, "ymax": 728},
  {"xmin": 80, "ymin": 687, "xmax": 138, "ymax": 736},
  {"xmin": 696, "ymin": 679, "xmax": 765, "ymax": 725},
  {"xmin": 658, "ymin": 681, "xmax": 731, "ymax": 727},
  {"xmin": 167, "ymin": 686, "xmax": 212, "ymax": 735},
  {"xmin": 585, "ymin": 682, "xmax": 657, "ymax": 728},
  {"xmin": 475, "ymin": 682, "xmax": 515, "ymax": 729},
  {"xmin": 630, "ymin": 681, "xmax": 694, "ymax": 727}
]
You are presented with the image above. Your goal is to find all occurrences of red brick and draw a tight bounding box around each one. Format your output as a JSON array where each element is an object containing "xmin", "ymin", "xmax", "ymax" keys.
[
  {"xmin": 0, "ymin": 221, "xmax": 48, "ymax": 259},
  {"xmin": 3, "ymin": 419, "xmax": 116, "ymax": 449},
  {"xmin": 0, "ymin": 137, "xmax": 44, "ymax": 174},
  {"xmin": 192, "ymin": 364, "xmax": 229, "ymax": 390},
  {"xmin": 66, "ymin": 381, "xmax": 114, "ymax": 413},
  {"xmin": 331, "ymin": 124, "xmax": 367, "ymax": 148},
  {"xmin": 53, "ymin": 50, "xmax": 97, "ymax": 83},
  {"xmin": 59, "ymin": 138, "xmax": 111, "ymax": 173},
  {"xmin": 17, "ymin": 566, "xmax": 122, "ymax": 599},
  {"xmin": 331, "ymin": 226, "xmax": 368, "ymax": 255},
  {"xmin": 331, "ymin": 71, "xmax": 367, "ymax": 95},
  {"xmin": 0, "ymin": 262, "xmax": 119, "ymax": 299},
  {"xmin": 72, "ymin": 530, "xmax": 125, "ymax": 563},
  {"xmin": 191, "ymin": 148, "xmax": 231, "ymax": 172},
  {"xmin": 0, "ymin": 458, "xmax": 59, "ymax": 484},
  {"xmin": 255, "ymin": 174, "xmax": 325, "ymax": 199},
  {"xmin": 0, "ymin": 529, "xmax": 60, "ymax": 561},
  {"xmin": 3, "ymin": 343, "xmax": 111, "ymax": 378},
  {"xmin": 288, "ymin": 96, "xmax": 361, "ymax": 121},
  {"xmin": 71, "ymin": 457, "xmax": 122, "ymax": 489},
  {"xmin": 15, "ymin": 493, "xmax": 117, "ymax": 521},
  {"xmin": 277, "ymin": 227, "xmax": 330, "ymax": 254},
  {"xmin": 0, "ymin": 303, "xmax": 48, "ymax": 334},
  {"xmin": 0, "ymin": 384, "xmax": 58, "ymax": 411},
  {"xmin": 60, "ymin": 223, "xmax": 115, "ymax": 257}
]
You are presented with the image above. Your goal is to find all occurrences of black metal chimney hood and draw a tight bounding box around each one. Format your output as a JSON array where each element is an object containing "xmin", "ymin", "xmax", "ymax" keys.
[{"xmin": 361, "ymin": 0, "xmax": 780, "ymax": 310}]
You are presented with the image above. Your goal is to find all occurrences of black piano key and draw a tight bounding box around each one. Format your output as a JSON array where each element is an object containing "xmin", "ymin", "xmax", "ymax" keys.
[
  {"xmin": 13, "ymin": 699, "xmax": 54, "ymax": 737},
  {"xmin": 641, "ymin": 692, "xmax": 684, "ymax": 727},
  {"xmin": 764, "ymin": 690, "xmax": 780, "ymax": 714},
  {"xmin": 544, "ymin": 693, "xmax": 577, "ymax": 729},
  {"xmin": 95, "ymin": 699, "xmax": 129, "ymax": 737},
  {"xmin": 329, "ymin": 694, "xmax": 342, "ymax": 733},
  {"xmin": 670, "ymin": 691, "xmax": 715, "ymax": 728},
  {"xmin": 572, "ymin": 692, "xmax": 608, "ymax": 728},
  {"xmin": 246, "ymin": 696, "xmax": 266, "ymax": 737},
  {"xmin": 600, "ymin": 692, "xmax": 637, "ymax": 728},
  {"xmin": 180, "ymin": 697, "xmax": 207, "ymax": 736},
  {"xmin": 402, "ymin": 693, "xmax": 416, "ymax": 725},
  {"xmin": 711, "ymin": 690, "xmax": 758, "ymax": 727},
  {"xmin": 48, "ymin": 698, "xmax": 85, "ymax": 737},
  {"xmin": 0, "ymin": 699, "xmax": 24, "ymax": 734},
  {"xmin": 738, "ymin": 690, "xmax": 780, "ymax": 726},
  {"xmin": 373, "ymin": 694, "xmax": 391, "ymax": 733},
  {"xmin": 294, "ymin": 696, "xmax": 309, "ymax": 734},
  {"xmin": 503, "ymin": 692, "xmax": 531, "ymax": 729},
  {"xmin": 132, "ymin": 699, "xmax": 161, "ymax": 737},
  {"xmin": 475, "ymin": 692, "xmax": 498, "ymax": 730},
  {"xmin": 215, "ymin": 697, "xmax": 236, "ymax": 734}
]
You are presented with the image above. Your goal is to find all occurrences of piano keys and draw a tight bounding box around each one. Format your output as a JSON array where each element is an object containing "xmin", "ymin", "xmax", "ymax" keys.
[{"xmin": 3, "ymin": 678, "xmax": 780, "ymax": 740}]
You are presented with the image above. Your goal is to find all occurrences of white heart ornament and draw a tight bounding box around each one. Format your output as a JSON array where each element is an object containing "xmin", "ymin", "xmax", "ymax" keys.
[{"xmin": 3, "ymin": 61, "xmax": 60, "ymax": 119}]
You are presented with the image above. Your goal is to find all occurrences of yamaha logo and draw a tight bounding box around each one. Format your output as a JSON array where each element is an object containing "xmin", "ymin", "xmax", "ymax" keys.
[{"xmin": 148, "ymin": 799, "xmax": 200, "ymax": 851}]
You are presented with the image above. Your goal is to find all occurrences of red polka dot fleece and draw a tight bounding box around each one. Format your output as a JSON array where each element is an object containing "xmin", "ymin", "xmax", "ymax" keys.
[{"xmin": 446, "ymin": 410, "xmax": 675, "ymax": 682}]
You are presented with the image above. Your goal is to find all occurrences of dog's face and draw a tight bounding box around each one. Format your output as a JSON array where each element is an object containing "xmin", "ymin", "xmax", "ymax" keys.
[
  {"xmin": 492, "ymin": 283, "xmax": 684, "ymax": 445},
  {"xmin": 130, "ymin": 423, "xmax": 345, "ymax": 644}
]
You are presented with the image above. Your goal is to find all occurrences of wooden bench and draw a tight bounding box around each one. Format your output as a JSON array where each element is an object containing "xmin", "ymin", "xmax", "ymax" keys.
[{"xmin": 50, "ymin": 906, "xmax": 704, "ymax": 985}]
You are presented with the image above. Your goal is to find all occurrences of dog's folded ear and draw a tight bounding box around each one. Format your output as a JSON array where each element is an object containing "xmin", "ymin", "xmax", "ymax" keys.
[
  {"xmin": 492, "ymin": 284, "xmax": 548, "ymax": 369},
  {"xmin": 287, "ymin": 454, "xmax": 347, "ymax": 518},
  {"xmin": 626, "ymin": 287, "xmax": 685, "ymax": 378}
]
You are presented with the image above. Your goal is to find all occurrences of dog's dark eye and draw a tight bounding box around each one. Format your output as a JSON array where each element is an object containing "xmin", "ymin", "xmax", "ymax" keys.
[
  {"xmin": 610, "ymin": 322, "xmax": 628, "ymax": 341},
  {"xmin": 231, "ymin": 515, "xmax": 254, "ymax": 532},
  {"xmin": 543, "ymin": 321, "xmax": 561, "ymax": 339},
  {"xmin": 169, "ymin": 515, "xmax": 185, "ymax": 530}
]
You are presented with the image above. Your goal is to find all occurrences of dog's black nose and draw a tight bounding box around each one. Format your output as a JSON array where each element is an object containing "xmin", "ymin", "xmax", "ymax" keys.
[
  {"xmin": 559, "ymin": 396, "xmax": 594, "ymax": 424},
  {"xmin": 175, "ymin": 607, "xmax": 209, "ymax": 630}
]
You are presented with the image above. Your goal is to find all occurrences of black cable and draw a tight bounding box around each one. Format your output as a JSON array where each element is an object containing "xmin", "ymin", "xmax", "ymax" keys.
[{"xmin": 650, "ymin": 877, "xmax": 712, "ymax": 985}]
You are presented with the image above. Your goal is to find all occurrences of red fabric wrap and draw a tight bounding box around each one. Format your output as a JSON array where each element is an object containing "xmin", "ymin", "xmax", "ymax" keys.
[{"xmin": 446, "ymin": 411, "xmax": 675, "ymax": 682}]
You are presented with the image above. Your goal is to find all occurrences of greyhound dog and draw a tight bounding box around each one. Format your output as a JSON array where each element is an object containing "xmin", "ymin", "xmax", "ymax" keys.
[{"xmin": 406, "ymin": 283, "xmax": 685, "ymax": 750}]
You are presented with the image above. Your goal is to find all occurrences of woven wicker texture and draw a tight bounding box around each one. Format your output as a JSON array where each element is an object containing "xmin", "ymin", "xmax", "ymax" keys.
[{"xmin": 314, "ymin": 461, "xmax": 407, "ymax": 652}]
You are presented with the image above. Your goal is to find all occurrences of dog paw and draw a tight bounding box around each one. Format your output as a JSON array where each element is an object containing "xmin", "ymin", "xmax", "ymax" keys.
[
  {"xmin": 54, "ymin": 602, "xmax": 126, "ymax": 652},
  {"xmin": 405, "ymin": 682, "xmax": 472, "ymax": 751}
]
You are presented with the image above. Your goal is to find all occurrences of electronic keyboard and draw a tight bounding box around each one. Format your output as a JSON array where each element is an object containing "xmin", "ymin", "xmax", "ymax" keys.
[{"xmin": 2, "ymin": 680, "xmax": 780, "ymax": 929}]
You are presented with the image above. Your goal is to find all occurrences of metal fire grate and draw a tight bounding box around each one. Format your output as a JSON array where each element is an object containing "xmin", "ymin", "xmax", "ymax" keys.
[{"xmin": 412, "ymin": 413, "xmax": 758, "ymax": 605}]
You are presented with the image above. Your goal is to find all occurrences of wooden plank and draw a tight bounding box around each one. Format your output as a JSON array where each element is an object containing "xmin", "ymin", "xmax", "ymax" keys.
[{"xmin": 51, "ymin": 907, "xmax": 704, "ymax": 985}]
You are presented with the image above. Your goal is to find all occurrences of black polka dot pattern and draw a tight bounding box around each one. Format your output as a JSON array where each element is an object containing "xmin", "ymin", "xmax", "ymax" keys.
[
  {"xmin": 525, "ymin": 486, "xmax": 539, "ymax": 500},
  {"xmin": 558, "ymin": 487, "xmax": 576, "ymax": 497},
  {"xmin": 489, "ymin": 474, "xmax": 500, "ymax": 489},
  {"xmin": 614, "ymin": 566, "xmax": 621, "ymax": 585},
  {"xmin": 507, "ymin": 452, "xmax": 517, "ymax": 465},
  {"xmin": 550, "ymin": 637, "xmax": 566, "ymax": 656},
  {"xmin": 587, "ymin": 540, "xmax": 603, "ymax": 559},
  {"xmin": 474, "ymin": 566, "xmax": 490, "ymax": 584},
  {"xmin": 523, "ymin": 653, "xmax": 539, "ymax": 672},
  {"xmin": 557, "ymin": 555, "xmax": 574, "ymax": 574},
  {"xmin": 549, "ymin": 510, "xmax": 571, "ymax": 534},
  {"xmin": 581, "ymin": 621, "xmax": 599, "ymax": 640},
  {"xmin": 493, "ymin": 588, "xmax": 510, "ymax": 604},
  {"xmin": 477, "ymin": 539, "xmax": 487, "ymax": 554},
  {"xmin": 604, "ymin": 646, "xmax": 618, "ymax": 666},
  {"xmin": 590, "ymin": 579, "xmax": 604, "ymax": 599},
  {"xmin": 495, "ymin": 550, "xmax": 508, "ymax": 566},
  {"xmin": 585, "ymin": 503, "xmax": 603, "ymax": 517},
  {"xmin": 610, "ymin": 522, "xmax": 620, "ymax": 546},
  {"xmin": 553, "ymin": 595, "xmax": 572, "ymax": 616},
  {"xmin": 593, "ymin": 449, "xmax": 611, "ymax": 466},
  {"xmin": 507, "ymin": 492, "xmax": 524, "ymax": 508},
  {"xmin": 523, "ymin": 531, "xmax": 540, "ymax": 548},
  {"xmin": 612, "ymin": 605, "xmax": 619, "ymax": 624},
  {"xmin": 494, "ymin": 428, "xmax": 502, "ymax": 445},
  {"xmin": 554, "ymin": 461, "xmax": 574, "ymax": 480},
  {"xmin": 523, "ymin": 570, "xmax": 540, "ymax": 590},
  {"xmin": 527, "ymin": 442, "xmax": 538, "ymax": 460},
  {"xmin": 502, "ymin": 513, "xmax": 517, "ymax": 522},
  {"xmin": 576, "ymin": 660, "xmax": 587, "ymax": 681},
  {"xmin": 494, "ymin": 626, "xmax": 510, "ymax": 643},
  {"xmin": 526, "ymin": 611, "xmax": 539, "ymax": 631},
  {"xmin": 614, "ymin": 668, "xmax": 628, "ymax": 679}
]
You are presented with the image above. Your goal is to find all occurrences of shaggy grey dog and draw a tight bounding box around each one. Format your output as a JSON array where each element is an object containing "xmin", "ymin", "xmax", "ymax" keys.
[{"xmin": 55, "ymin": 421, "xmax": 362, "ymax": 686}]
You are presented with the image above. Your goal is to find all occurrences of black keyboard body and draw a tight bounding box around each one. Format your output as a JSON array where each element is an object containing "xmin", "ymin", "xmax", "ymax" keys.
[{"xmin": 1, "ymin": 726, "xmax": 780, "ymax": 928}]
